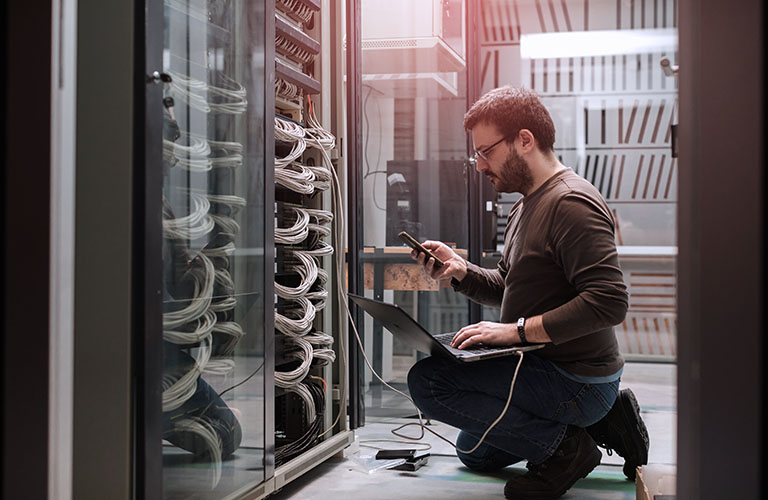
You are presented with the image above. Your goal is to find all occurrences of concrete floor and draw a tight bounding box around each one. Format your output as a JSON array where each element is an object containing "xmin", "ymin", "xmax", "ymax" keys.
[{"xmin": 269, "ymin": 362, "xmax": 676, "ymax": 499}]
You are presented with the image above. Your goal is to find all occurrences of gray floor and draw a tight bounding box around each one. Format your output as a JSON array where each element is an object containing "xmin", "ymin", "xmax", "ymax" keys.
[{"xmin": 270, "ymin": 362, "xmax": 676, "ymax": 500}]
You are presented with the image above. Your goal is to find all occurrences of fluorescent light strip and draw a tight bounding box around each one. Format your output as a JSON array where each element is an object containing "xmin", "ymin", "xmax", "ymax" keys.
[{"xmin": 521, "ymin": 28, "xmax": 677, "ymax": 59}]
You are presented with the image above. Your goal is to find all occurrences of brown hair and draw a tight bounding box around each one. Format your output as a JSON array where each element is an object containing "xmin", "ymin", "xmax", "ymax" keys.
[{"xmin": 463, "ymin": 86, "xmax": 556, "ymax": 152}]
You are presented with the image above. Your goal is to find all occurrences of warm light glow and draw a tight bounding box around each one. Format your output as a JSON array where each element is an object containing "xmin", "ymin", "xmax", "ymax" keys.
[{"xmin": 520, "ymin": 28, "xmax": 677, "ymax": 59}]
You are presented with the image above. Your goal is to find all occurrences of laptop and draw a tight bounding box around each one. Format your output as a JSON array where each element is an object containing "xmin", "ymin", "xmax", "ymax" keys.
[{"xmin": 348, "ymin": 294, "xmax": 544, "ymax": 363}]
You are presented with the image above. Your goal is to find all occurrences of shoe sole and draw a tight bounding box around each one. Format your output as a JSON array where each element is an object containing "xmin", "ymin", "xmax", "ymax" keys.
[
  {"xmin": 618, "ymin": 389, "xmax": 650, "ymax": 467},
  {"xmin": 505, "ymin": 443, "xmax": 602, "ymax": 500}
]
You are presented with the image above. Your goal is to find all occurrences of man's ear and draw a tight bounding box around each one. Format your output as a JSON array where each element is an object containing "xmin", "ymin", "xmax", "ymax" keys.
[{"xmin": 519, "ymin": 129, "xmax": 535, "ymax": 151}]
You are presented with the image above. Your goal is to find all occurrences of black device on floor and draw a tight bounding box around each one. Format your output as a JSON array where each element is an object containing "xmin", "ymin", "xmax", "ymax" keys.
[
  {"xmin": 392, "ymin": 454, "xmax": 430, "ymax": 471},
  {"xmin": 375, "ymin": 448, "xmax": 417, "ymax": 460},
  {"xmin": 397, "ymin": 231, "xmax": 444, "ymax": 269}
]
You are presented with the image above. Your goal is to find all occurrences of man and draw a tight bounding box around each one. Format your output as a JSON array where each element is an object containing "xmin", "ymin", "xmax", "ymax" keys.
[{"xmin": 407, "ymin": 87, "xmax": 649, "ymax": 500}]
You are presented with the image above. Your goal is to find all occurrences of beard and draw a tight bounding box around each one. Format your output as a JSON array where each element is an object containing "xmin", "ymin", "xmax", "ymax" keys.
[{"xmin": 489, "ymin": 148, "xmax": 534, "ymax": 194}]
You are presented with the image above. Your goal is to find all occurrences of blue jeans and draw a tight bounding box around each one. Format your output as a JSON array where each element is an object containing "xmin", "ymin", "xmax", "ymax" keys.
[{"xmin": 407, "ymin": 353, "xmax": 619, "ymax": 471}]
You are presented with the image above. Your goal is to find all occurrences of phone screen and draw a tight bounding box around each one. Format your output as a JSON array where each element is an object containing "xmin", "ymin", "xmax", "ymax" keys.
[{"xmin": 398, "ymin": 231, "xmax": 444, "ymax": 268}]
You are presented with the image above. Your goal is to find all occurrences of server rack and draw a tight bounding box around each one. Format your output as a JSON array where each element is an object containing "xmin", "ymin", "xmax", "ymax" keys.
[{"xmin": 138, "ymin": 1, "xmax": 353, "ymax": 498}]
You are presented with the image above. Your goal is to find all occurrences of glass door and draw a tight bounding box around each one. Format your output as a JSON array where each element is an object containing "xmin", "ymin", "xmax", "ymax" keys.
[
  {"xmin": 155, "ymin": 0, "xmax": 269, "ymax": 496},
  {"xmin": 358, "ymin": 0, "xmax": 471, "ymax": 417}
]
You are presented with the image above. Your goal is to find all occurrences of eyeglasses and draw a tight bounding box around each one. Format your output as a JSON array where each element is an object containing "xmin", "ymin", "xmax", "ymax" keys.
[{"xmin": 471, "ymin": 137, "xmax": 506, "ymax": 162}]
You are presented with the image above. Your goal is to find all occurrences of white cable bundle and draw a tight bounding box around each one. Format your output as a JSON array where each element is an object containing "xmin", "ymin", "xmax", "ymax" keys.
[
  {"xmin": 275, "ymin": 77, "xmax": 301, "ymax": 101},
  {"xmin": 299, "ymin": 240, "xmax": 334, "ymax": 257},
  {"xmin": 276, "ymin": 35, "xmax": 314, "ymax": 64},
  {"xmin": 214, "ymin": 267, "xmax": 234, "ymax": 290},
  {"xmin": 275, "ymin": 296, "xmax": 316, "ymax": 337},
  {"xmin": 208, "ymin": 138, "xmax": 244, "ymax": 168},
  {"xmin": 275, "ymin": 206, "xmax": 310, "ymax": 244},
  {"xmin": 163, "ymin": 193, "xmax": 215, "ymax": 241},
  {"xmin": 304, "ymin": 331, "xmax": 333, "ymax": 347},
  {"xmin": 275, "ymin": 251, "xmax": 319, "ymax": 300},
  {"xmin": 312, "ymin": 348, "xmax": 336, "ymax": 365},
  {"xmin": 167, "ymin": 71, "xmax": 247, "ymax": 115},
  {"xmin": 162, "ymin": 336, "xmax": 212, "ymax": 412},
  {"xmin": 275, "ymin": 116, "xmax": 306, "ymax": 141},
  {"xmin": 202, "ymin": 241, "xmax": 236, "ymax": 258},
  {"xmin": 164, "ymin": 309, "xmax": 217, "ymax": 345},
  {"xmin": 211, "ymin": 321, "xmax": 245, "ymax": 357},
  {"xmin": 304, "ymin": 122, "xmax": 336, "ymax": 154},
  {"xmin": 274, "ymin": 163, "xmax": 316, "ymax": 194},
  {"xmin": 212, "ymin": 321, "xmax": 245, "ymax": 343},
  {"xmin": 275, "ymin": 141, "xmax": 307, "ymax": 169},
  {"xmin": 275, "ymin": 117, "xmax": 307, "ymax": 168},
  {"xmin": 164, "ymin": 136, "xmax": 212, "ymax": 172},
  {"xmin": 210, "ymin": 214, "xmax": 241, "ymax": 237},
  {"xmin": 305, "ymin": 165, "xmax": 331, "ymax": 191},
  {"xmin": 277, "ymin": 0, "xmax": 314, "ymax": 24},
  {"xmin": 168, "ymin": 71, "xmax": 211, "ymax": 113},
  {"xmin": 307, "ymin": 222, "xmax": 330, "ymax": 238},
  {"xmin": 207, "ymin": 75, "xmax": 248, "ymax": 114},
  {"xmin": 275, "ymin": 337, "xmax": 313, "ymax": 388},
  {"xmin": 305, "ymin": 288, "xmax": 327, "ymax": 311},
  {"xmin": 305, "ymin": 208, "xmax": 333, "ymax": 225},
  {"xmin": 207, "ymin": 194, "xmax": 247, "ymax": 211},
  {"xmin": 170, "ymin": 417, "xmax": 223, "ymax": 489},
  {"xmin": 209, "ymin": 295, "xmax": 237, "ymax": 313},
  {"xmin": 202, "ymin": 358, "xmax": 236, "ymax": 375},
  {"xmin": 163, "ymin": 253, "xmax": 215, "ymax": 329}
]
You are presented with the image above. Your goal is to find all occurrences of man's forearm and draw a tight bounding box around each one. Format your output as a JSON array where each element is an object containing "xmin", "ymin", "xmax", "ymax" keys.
[{"xmin": 522, "ymin": 315, "xmax": 552, "ymax": 343}]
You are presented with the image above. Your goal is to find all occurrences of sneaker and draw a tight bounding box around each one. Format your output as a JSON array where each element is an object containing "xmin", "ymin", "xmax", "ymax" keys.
[
  {"xmin": 503, "ymin": 426, "xmax": 601, "ymax": 500},
  {"xmin": 586, "ymin": 388, "xmax": 650, "ymax": 480}
]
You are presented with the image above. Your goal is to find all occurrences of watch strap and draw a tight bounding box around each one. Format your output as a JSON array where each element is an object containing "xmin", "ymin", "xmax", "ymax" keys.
[{"xmin": 517, "ymin": 317, "xmax": 527, "ymax": 344}]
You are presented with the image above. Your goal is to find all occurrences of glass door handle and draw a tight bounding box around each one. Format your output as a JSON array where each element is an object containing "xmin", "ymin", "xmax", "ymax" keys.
[{"xmin": 149, "ymin": 71, "xmax": 172, "ymax": 84}]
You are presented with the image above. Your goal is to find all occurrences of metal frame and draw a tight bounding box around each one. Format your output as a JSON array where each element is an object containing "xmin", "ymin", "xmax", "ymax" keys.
[
  {"xmin": 3, "ymin": 1, "xmax": 53, "ymax": 498},
  {"xmin": 135, "ymin": 0, "xmax": 164, "ymax": 496},
  {"xmin": 73, "ymin": 0, "xmax": 136, "ymax": 497},
  {"xmin": 264, "ymin": 0, "xmax": 278, "ymax": 481},
  {"xmin": 346, "ymin": 0, "xmax": 365, "ymax": 429},
  {"xmin": 465, "ymin": 0, "xmax": 482, "ymax": 325},
  {"xmin": 677, "ymin": 0, "xmax": 765, "ymax": 498}
]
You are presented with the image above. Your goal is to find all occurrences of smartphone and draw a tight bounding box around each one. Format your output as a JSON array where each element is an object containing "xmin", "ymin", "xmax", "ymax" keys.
[
  {"xmin": 375, "ymin": 448, "xmax": 417, "ymax": 460},
  {"xmin": 398, "ymin": 231, "xmax": 444, "ymax": 269}
]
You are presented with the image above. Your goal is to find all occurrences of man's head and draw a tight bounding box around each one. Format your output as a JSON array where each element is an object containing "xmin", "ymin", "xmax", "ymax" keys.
[{"xmin": 463, "ymin": 87, "xmax": 557, "ymax": 194}]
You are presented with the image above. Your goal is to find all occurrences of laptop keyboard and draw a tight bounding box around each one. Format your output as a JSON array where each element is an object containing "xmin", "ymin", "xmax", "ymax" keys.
[{"xmin": 433, "ymin": 332, "xmax": 513, "ymax": 353}]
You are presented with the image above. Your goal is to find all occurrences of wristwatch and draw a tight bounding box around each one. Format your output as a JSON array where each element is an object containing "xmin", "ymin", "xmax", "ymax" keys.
[{"xmin": 517, "ymin": 317, "xmax": 527, "ymax": 344}]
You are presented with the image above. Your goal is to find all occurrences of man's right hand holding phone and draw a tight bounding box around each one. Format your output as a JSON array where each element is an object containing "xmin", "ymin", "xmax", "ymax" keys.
[{"xmin": 410, "ymin": 241, "xmax": 467, "ymax": 285}]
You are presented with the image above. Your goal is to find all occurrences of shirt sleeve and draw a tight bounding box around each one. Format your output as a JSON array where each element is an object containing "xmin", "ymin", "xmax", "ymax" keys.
[
  {"xmin": 451, "ymin": 256, "xmax": 508, "ymax": 308},
  {"xmin": 541, "ymin": 194, "xmax": 629, "ymax": 344}
]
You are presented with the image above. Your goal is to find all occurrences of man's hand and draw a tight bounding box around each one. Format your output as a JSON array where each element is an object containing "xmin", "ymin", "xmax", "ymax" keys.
[
  {"xmin": 450, "ymin": 321, "xmax": 518, "ymax": 349},
  {"xmin": 409, "ymin": 240, "xmax": 468, "ymax": 284}
]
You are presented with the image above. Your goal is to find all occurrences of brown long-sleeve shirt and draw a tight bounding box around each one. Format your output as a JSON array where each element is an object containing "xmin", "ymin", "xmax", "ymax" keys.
[{"xmin": 454, "ymin": 168, "xmax": 628, "ymax": 377}]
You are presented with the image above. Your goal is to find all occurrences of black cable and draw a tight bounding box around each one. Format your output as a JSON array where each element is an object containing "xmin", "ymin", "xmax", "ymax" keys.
[
  {"xmin": 218, "ymin": 360, "xmax": 265, "ymax": 398},
  {"xmin": 275, "ymin": 379, "xmax": 326, "ymax": 465}
]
